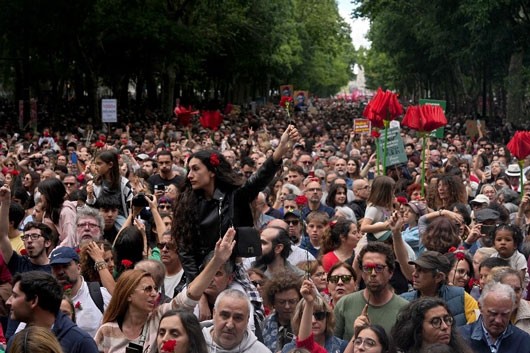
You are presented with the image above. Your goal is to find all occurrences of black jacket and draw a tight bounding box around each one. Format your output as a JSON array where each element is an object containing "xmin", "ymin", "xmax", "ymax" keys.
[
  {"xmin": 178, "ymin": 157, "xmax": 282, "ymax": 281},
  {"xmin": 348, "ymin": 199, "xmax": 366, "ymax": 220}
]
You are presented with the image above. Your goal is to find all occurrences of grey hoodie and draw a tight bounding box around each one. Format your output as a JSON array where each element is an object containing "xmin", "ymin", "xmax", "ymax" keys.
[{"xmin": 201, "ymin": 321, "xmax": 271, "ymax": 353}]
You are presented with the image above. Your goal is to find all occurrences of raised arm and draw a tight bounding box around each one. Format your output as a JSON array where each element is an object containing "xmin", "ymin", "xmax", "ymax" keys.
[
  {"xmin": 182, "ymin": 227, "xmax": 236, "ymax": 302},
  {"xmin": 390, "ymin": 211, "xmax": 414, "ymax": 280},
  {"xmin": 0, "ymin": 186, "xmax": 14, "ymax": 264},
  {"xmin": 298, "ymin": 279, "xmax": 317, "ymax": 341}
]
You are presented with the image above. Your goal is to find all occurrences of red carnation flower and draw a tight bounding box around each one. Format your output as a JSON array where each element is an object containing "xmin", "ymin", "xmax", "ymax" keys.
[
  {"xmin": 371, "ymin": 130, "xmax": 381, "ymax": 139},
  {"xmin": 20, "ymin": 249, "xmax": 27, "ymax": 256},
  {"xmin": 9, "ymin": 170, "xmax": 19, "ymax": 176},
  {"xmin": 99, "ymin": 135, "xmax": 106, "ymax": 142},
  {"xmin": 468, "ymin": 278, "xmax": 480, "ymax": 288},
  {"xmin": 75, "ymin": 248, "xmax": 81, "ymax": 253},
  {"xmin": 330, "ymin": 220, "xmax": 337, "ymax": 227},
  {"xmin": 161, "ymin": 340, "xmax": 177, "ymax": 352},
  {"xmin": 507, "ymin": 131, "xmax": 530, "ymax": 161},
  {"xmin": 44, "ymin": 131, "xmax": 50, "ymax": 137},
  {"xmin": 63, "ymin": 284, "xmax": 73, "ymax": 291},
  {"xmin": 295, "ymin": 195, "xmax": 308, "ymax": 205},
  {"xmin": 74, "ymin": 301, "xmax": 83, "ymax": 310},
  {"xmin": 121, "ymin": 259, "xmax": 133, "ymax": 268},
  {"xmin": 209, "ymin": 153, "xmax": 220, "ymax": 166},
  {"xmin": 94, "ymin": 141, "xmax": 104, "ymax": 148},
  {"xmin": 279, "ymin": 96, "xmax": 293, "ymax": 108},
  {"xmin": 447, "ymin": 247, "xmax": 457, "ymax": 253},
  {"xmin": 455, "ymin": 252, "xmax": 465, "ymax": 261}
]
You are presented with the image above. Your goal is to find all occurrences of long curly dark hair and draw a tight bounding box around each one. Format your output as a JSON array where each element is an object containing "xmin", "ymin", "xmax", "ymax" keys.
[
  {"xmin": 172, "ymin": 150, "xmax": 242, "ymax": 248},
  {"xmin": 431, "ymin": 175, "xmax": 467, "ymax": 210},
  {"xmin": 422, "ymin": 217, "xmax": 461, "ymax": 254},
  {"xmin": 391, "ymin": 297, "xmax": 472, "ymax": 353}
]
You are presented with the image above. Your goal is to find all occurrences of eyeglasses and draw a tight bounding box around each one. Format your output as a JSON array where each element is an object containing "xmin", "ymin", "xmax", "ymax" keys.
[
  {"xmin": 21, "ymin": 233, "xmax": 43, "ymax": 241},
  {"xmin": 64, "ymin": 182, "xmax": 75, "ymax": 186},
  {"xmin": 448, "ymin": 148, "xmax": 456, "ymax": 152},
  {"xmin": 158, "ymin": 204, "xmax": 172, "ymax": 210},
  {"xmin": 353, "ymin": 337, "xmax": 377, "ymax": 349},
  {"xmin": 157, "ymin": 242, "xmax": 177, "ymax": 250},
  {"xmin": 6, "ymin": 163, "xmax": 14, "ymax": 167},
  {"xmin": 327, "ymin": 274, "xmax": 353, "ymax": 284},
  {"xmin": 362, "ymin": 264, "xmax": 387, "ymax": 274},
  {"xmin": 276, "ymin": 298, "xmax": 298, "ymax": 307},
  {"xmin": 429, "ymin": 315, "xmax": 454, "ymax": 328},
  {"xmin": 301, "ymin": 161, "xmax": 312, "ymax": 165},
  {"xmin": 77, "ymin": 222, "xmax": 100, "ymax": 229},
  {"xmin": 285, "ymin": 220, "xmax": 299, "ymax": 226},
  {"xmin": 138, "ymin": 285, "xmax": 159, "ymax": 295},
  {"xmin": 485, "ymin": 147, "xmax": 492, "ymax": 151}
]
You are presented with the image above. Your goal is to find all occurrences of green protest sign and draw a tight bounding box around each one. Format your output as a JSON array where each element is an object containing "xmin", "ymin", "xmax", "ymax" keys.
[
  {"xmin": 419, "ymin": 99, "xmax": 446, "ymax": 138},
  {"xmin": 377, "ymin": 127, "xmax": 407, "ymax": 167}
]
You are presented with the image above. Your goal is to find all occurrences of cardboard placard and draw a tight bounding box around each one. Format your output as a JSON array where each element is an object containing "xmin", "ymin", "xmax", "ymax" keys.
[
  {"xmin": 353, "ymin": 119, "xmax": 371, "ymax": 135},
  {"xmin": 102, "ymin": 99, "xmax": 117, "ymax": 123},
  {"xmin": 376, "ymin": 127, "xmax": 408, "ymax": 167}
]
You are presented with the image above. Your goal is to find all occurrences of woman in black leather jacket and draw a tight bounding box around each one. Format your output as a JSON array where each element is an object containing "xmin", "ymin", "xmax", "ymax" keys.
[{"xmin": 173, "ymin": 125, "xmax": 300, "ymax": 281}]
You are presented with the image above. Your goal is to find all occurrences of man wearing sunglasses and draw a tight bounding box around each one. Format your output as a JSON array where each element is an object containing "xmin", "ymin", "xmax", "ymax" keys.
[{"xmin": 401, "ymin": 251, "xmax": 478, "ymax": 327}]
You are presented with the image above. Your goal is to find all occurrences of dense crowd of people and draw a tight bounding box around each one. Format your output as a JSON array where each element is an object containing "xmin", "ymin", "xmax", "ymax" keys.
[{"xmin": 0, "ymin": 97, "xmax": 529, "ymax": 353}]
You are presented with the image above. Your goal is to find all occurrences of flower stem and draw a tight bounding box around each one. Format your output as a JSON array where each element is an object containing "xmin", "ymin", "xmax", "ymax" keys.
[
  {"xmin": 519, "ymin": 159, "xmax": 524, "ymax": 195},
  {"xmin": 375, "ymin": 136, "xmax": 380, "ymax": 176},
  {"xmin": 383, "ymin": 120, "xmax": 389, "ymax": 175},
  {"xmin": 421, "ymin": 133, "xmax": 427, "ymax": 197}
]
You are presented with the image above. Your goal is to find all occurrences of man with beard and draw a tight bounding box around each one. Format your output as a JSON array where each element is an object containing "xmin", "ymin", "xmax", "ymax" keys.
[
  {"xmin": 6, "ymin": 271, "xmax": 99, "ymax": 353},
  {"xmin": 0, "ymin": 186, "xmax": 53, "ymax": 275},
  {"xmin": 147, "ymin": 150, "xmax": 183, "ymax": 196},
  {"xmin": 334, "ymin": 242, "xmax": 408, "ymax": 341},
  {"xmin": 297, "ymin": 153, "xmax": 313, "ymax": 174},
  {"xmin": 333, "ymin": 158, "xmax": 352, "ymax": 189},
  {"xmin": 0, "ymin": 185, "xmax": 57, "ymax": 339},
  {"xmin": 59, "ymin": 206, "xmax": 104, "ymax": 248},
  {"xmin": 251, "ymin": 226, "xmax": 305, "ymax": 279},
  {"xmin": 49, "ymin": 247, "xmax": 111, "ymax": 337}
]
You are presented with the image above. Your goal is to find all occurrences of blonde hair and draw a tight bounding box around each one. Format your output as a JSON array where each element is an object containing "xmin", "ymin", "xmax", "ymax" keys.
[
  {"xmin": 10, "ymin": 326, "xmax": 63, "ymax": 353},
  {"xmin": 102, "ymin": 269, "xmax": 152, "ymax": 324},
  {"xmin": 291, "ymin": 296, "xmax": 335, "ymax": 338}
]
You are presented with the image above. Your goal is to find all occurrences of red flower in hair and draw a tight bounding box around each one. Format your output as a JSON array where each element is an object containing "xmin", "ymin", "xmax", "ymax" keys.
[
  {"xmin": 455, "ymin": 252, "xmax": 465, "ymax": 261},
  {"xmin": 396, "ymin": 196, "xmax": 407, "ymax": 204},
  {"xmin": 371, "ymin": 130, "xmax": 381, "ymax": 139},
  {"xmin": 210, "ymin": 153, "xmax": 220, "ymax": 166},
  {"xmin": 94, "ymin": 141, "xmax": 104, "ymax": 148},
  {"xmin": 122, "ymin": 139, "xmax": 128, "ymax": 145},
  {"xmin": 161, "ymin": 340, "xmax": 177, "ymax": 352},
  {"xmin": 121, "ymin": 259, "xmax": 133, "ymax": 268},
  {"xmin": 447, "ymin": 247, "xmax": 457, "ymax": 253},
  {"xmin": 75, "ymin": 248, "xmax": 81, "ymax": 253},
  {"xmin": 20, "ymin": 249, "xmax": 27, "ymax": 256},
  {"xmin": 295, "ymin": 195, "xmax": 308, "ymax": 205},
  {"xmin": 9, "ymin": 170, "xmax": 19, "ymax": 176}
]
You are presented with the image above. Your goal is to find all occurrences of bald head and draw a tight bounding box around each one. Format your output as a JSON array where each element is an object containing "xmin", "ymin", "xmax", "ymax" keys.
[{"xmin": 267, "ymin": 219, "xmax": 288, "ymax": 231}]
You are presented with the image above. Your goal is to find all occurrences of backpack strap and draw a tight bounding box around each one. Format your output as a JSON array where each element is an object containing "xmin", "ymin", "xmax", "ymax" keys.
[{"xmin": 87, "ymin": 281, "xmax": 104, "ymax": 314}]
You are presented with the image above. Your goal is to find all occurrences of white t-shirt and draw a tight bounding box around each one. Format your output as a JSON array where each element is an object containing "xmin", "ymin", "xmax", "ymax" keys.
[{"xmin": 164, "ymin": 269, "xmax": 184, "ymax": 298}]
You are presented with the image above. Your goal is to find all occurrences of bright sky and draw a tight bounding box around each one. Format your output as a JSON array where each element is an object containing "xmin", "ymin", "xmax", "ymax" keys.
[{"xmin": 336, "ymin": 0, "xmax": 371, "ymax": 50}]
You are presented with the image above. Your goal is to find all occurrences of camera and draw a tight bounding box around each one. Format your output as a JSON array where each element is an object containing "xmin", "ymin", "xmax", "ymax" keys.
[{"xmin": 132, "ymin": 193, "xmax": 152, "ymax": 208}]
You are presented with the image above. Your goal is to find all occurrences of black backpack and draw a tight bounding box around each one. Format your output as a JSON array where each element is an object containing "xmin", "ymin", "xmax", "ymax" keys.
[{"xmin": 87, "ymin": 281, "xmax": 104, "ymax": 313}]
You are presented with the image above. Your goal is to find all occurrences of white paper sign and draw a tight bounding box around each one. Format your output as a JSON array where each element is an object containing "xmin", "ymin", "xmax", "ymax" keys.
[{"xmin": 102, "ymin": 99, "xmax": 117, "ymax": 123}]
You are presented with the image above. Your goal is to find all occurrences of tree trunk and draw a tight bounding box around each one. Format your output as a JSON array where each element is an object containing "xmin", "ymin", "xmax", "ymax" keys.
[
  {"xmin": 506, "ymin": 50, "xmax": 524, "ymax": 125},
  {"xmin": 161, "ymin": 63, "xmax": 176, "ymax": 119}
]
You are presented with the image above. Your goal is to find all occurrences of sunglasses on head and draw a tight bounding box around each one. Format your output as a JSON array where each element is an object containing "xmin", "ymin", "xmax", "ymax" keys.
[{"xmin": 327, "ymin": 274, "xmax": 353, "ymax": 284}]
